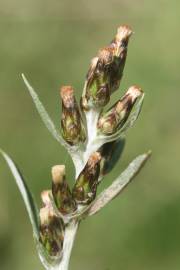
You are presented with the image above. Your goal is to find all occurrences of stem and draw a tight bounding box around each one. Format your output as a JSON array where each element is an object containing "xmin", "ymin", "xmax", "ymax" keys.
[
  {"xmin": 82, "ymin": 108, "xmax": 102, "ymax": 167},
  {"xmin": 52, "ymin": 220, "xmax": 79, "ymax": 270}
]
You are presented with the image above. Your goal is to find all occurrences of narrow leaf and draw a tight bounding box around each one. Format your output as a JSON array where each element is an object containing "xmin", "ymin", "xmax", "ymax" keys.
[
  {"xmin": 87, "ymin": 151, "xmax": 151, "ymax": 216},
  {"xmin": 22, "ymin": 74, "xmax": 65, "ymax": 146},
  {"xmin": 0, "ymin": 149, "xmax": 62, "ymax": 269},
  {"xmin": 0, "ymin": 149, "xmax": 39, "ymax": 239}
]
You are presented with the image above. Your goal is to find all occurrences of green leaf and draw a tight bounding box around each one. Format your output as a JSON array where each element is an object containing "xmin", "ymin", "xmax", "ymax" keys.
[
  {"xmin": 22, "ymin": 74, "xmax": 66, "ymax": 146},
  {"xmin": 0, "ymin": 149, "xmax": 39, "ymax": 239},
  {"xmin": 87, "ymin": 150, "xmax": 151, "ymax": 216}
]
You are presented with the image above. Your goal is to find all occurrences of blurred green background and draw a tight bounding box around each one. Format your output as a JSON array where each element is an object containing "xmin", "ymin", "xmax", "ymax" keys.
[{"xmin": 0, "ymin": 0, "xmax": 180, "ymax": 269}]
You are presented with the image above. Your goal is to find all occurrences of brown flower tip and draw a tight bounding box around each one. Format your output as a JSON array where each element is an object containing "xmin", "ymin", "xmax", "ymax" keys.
[
  {"xmin": 51, "ymin": 165, "xmax": 65, "ymax": 184},
  {"xmin": 39, "ymin": 207, "xmax": 53, "ymax": 225},
  {"xmin": 41, "ymin": 190, "xmax": 52, "ymax": 207},
  {"xmin": 97, "ymin": 85, "xmax": 143, "ymax": 135},
  {"xmin": 115, "ymin": 25, "xmax": 133, "ymax": 43},
  {"xmin": 98, "ymin": 47, "xmax": 113, "ymax": 64},
  {"xmin": 60, "ymin": 85, "xmax": 75, "ymax": 108},
  {"xmin": 115, "ymin": 85, "xmax": 143, "ymax": 114},
  {"xmin": 126, "ymin": 85, "xmax": 143, "ymax": 102},
  {"xmin": 51, "ymin": 164, "xmax": 77, "ymax": 214},
  {"xmin": 87, "ymin": 152, "xmax": 102, "ymax": 169}
]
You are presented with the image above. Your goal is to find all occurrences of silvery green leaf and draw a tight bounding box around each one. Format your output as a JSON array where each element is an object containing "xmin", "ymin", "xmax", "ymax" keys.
[
  {"xmin": 87, "ymin": 151, "xmax": 151, "ymax": 216},
  {"xmin": 0, "ymin": 148, "xmax": 39, "ymax": 239},
  {"xmin": 0, "ymin": 149, "xmax": 62, "ymax": 269},
  {"xmin": 22, "ymin": 74, "xmax": 66, "ymax": 146}
]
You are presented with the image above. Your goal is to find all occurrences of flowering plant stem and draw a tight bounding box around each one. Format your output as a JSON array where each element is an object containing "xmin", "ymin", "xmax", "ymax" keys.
[
  {"xmin": 51, "ymin": 221, "xmax": 79, "ymax": 270},
  {"xmin": 0, "ymin": 25, "xmax": 151, "ymax": 270}
]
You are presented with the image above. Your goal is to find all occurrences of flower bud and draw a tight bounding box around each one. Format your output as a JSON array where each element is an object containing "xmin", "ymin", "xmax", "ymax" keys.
[
  {"xmin": 52, "ymin": 165, "xmax": 77, "ymax": 214},
  {"xmin": 60, "ymin": 86, "xmax": 86, "ymax": 145},
  {"xmin": 81, "ymin": 25, "xmax": 133, "ymax": 110},
  {"xmin": 98, "ymin": 85, "xmax": 143, "ymax": 135},
  {"xmin": 108, "ymin": 25, "xmax": 133, "ymax": 93},
  {"xmin": 39, "ymin": 207, "xmax": 64, "ymax": 257},
  {"xmin": 81, "ymin": 52, "xmax": 112, "ymax": 110},
  {"xmin": 73, "ymin": 152, "xmax": 102, "ymax": 204},
  {"xmin": 41, "ymin": 190, "xmax": 52, "ymax": 207},
  {"xmin": 114, "ymin": 25, "xmax": 133, "ymax": 45}
]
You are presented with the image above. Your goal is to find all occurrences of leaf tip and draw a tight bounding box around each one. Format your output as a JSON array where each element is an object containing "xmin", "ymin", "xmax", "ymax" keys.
[
  {"xmin": 21, "ymin": 73, "xmax": 28, "ymax": 87},
  {"xmin": 21, "ymin": 73, "xmax": 25, "ymax": 80},
  {"xmin": 0, "ymin": 148, "xmax": 6, "ymax": 158},
  {"xmin": 145, "ymin": 150, "xmax": 152, "ymax": 160}
]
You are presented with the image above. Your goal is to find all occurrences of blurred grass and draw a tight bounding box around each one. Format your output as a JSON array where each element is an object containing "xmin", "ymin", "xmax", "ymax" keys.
[{"xmin": 0, "ymin": 0, "xmax": 180, "ymax": 269}]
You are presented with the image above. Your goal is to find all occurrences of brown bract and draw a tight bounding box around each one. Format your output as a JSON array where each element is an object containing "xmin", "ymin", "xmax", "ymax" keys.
[
  {"xmin": 126, "ymin": 85, "xmax": 143, "ymax": 101},
  {"xmin": 60, "ymin": 86, "xmax": 75, "ymax": 108},
  {"xmin": 115, "ymin": 25, "xmax": 133, "ymax": 44},
  {"xmin": 52, "ymin": 165, "xmax": 66, "ymax": 184},
  {"xmin": 41, "ymin": 190, "xmax": 52, "ymax": 207},
  {"xmin": 97, "ymin": 85, "xmax": 143, "ymax": 135},
  {"xmin": 98, "ymin": 47, "xmax": 114, "ymax": 65},
  {"xmin": 87, "ymin": 152, "xmax": 102, "ymax": 171}
]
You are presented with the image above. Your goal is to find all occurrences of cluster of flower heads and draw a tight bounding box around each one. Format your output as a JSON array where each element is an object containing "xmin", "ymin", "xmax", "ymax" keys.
[
  {"xmin": 39, "ymin": 25, "xmax": 143, "ymax": 258},
  {"xmin": 39, "ymin": 153, "xmax": 103, "ymax": 257}
]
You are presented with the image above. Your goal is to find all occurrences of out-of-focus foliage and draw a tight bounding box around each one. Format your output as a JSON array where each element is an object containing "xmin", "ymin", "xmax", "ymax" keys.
[{"xmin": 0, "ymin": 1, "xmax": 180, "ymax": 269}]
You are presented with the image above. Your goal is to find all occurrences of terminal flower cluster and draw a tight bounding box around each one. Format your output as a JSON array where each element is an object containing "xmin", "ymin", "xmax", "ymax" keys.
[{"xmin": 0, "ymin": 25, "xmax": 151, "ymax": 270}]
